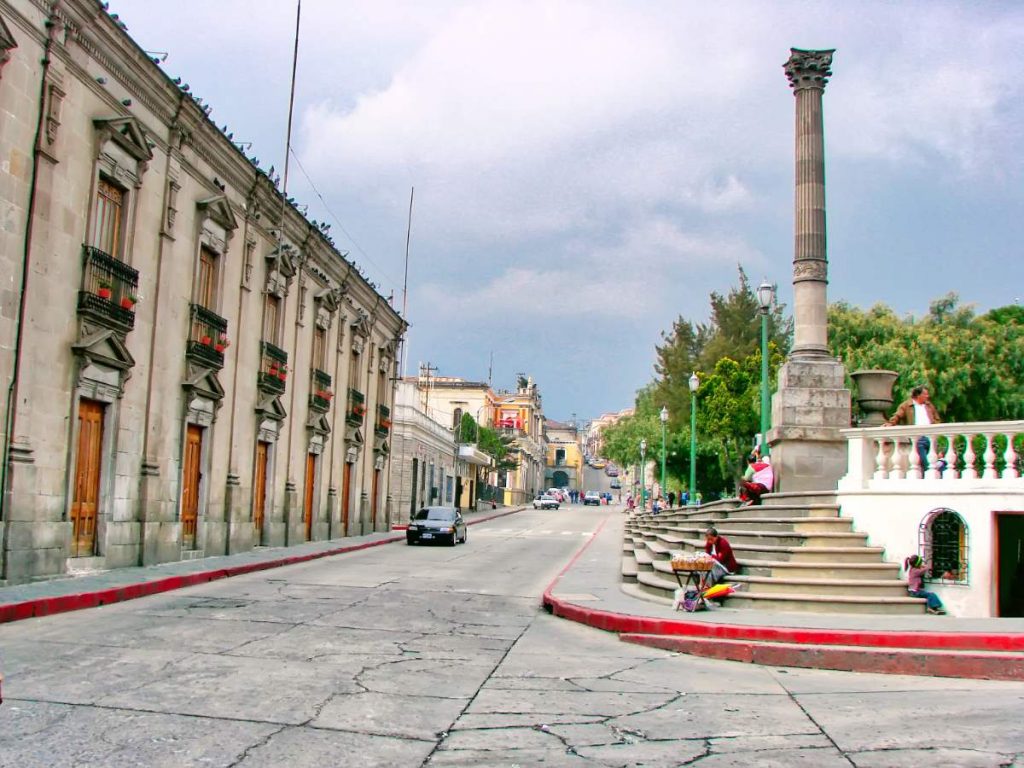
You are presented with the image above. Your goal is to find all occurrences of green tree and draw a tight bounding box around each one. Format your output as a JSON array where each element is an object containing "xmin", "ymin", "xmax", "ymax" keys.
[
  {"xmin": 460, "ymin": 413, "xmax": 519, "ymax": 471},
  {"xmin": 829, "ymin": 295, "xmax": 1024, "ymax": 422}
]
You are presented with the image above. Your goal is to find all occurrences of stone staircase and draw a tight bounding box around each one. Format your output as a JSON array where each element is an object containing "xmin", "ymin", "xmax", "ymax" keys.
[{"xmin": 623, "ymin": 492, "xmax": 926, "ymax": 615}]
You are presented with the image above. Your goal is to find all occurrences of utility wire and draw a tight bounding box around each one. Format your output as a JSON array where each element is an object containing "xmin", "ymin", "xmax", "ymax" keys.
[{"xmin": 288, "ymin": 147, "xmax": 402, "ymax": 294}]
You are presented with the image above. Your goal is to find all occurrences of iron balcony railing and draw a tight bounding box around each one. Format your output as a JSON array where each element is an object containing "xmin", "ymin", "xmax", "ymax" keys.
[
  {"xmin": 77, "ymin": 245, "xmax": 139, "ymax": 331},
  {"xmin": 258, "ymin": 340, "xmax": 288, "ymax": 394},
  {"xmin": 309, "ymin": 368, "xmax": 333, "ymax": 412},
  {"xmin": 186, "ymin": 303, "xmax": 229, "ymax": 369},
  {"xmin": 346, "ymin": 388, "xmax": 366, "ymax": 426},
  {"xmin": 375, "ymin": 403, "xmax": 391, "ymax": 436}
]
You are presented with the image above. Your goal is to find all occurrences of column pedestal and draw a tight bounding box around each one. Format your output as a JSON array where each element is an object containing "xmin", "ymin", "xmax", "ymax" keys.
[{"xmin": 767, "ymin": 357, "xmax": 850, "ymax": 492}]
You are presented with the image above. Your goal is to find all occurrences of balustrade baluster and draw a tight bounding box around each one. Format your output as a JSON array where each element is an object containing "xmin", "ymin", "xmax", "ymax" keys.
[
  {"xmin": 983, "ymin": 433, "xmax": 998, "ymax": 479},
  {"xmin": 873, "ymin": 437, "xmax": 888, "ymax": 480},
  {"xmin": 962, "ymin": 434, "xmax": 978, "ymax": 480},
  {"xmin": 942, "ymin": 435, "xmax": 959, "ymax": 480},
  {"xmin": 907, "ymin": 435, "xmax": 923, "ymax": 479},
  {"xmin": 926, "ymin": 434, "xmax": 942, "ymax": 479},
  {"xmin": 892, "ymin": 437, "xmax": 909, "ymax": 480},
  {"xmin": 1004, "ymin": 434, "xmax": 1020, "ymax": 480}
]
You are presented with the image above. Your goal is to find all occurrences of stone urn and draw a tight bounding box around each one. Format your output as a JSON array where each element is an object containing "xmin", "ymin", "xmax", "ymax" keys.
[{"xmin": 850, "ymin": 370, "xmax": 898, "ymax": 426}]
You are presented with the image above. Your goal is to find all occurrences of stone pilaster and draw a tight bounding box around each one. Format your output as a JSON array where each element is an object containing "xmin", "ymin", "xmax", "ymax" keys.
[{"xmin": 768, "ymin": 49, "xmax": 852, "ymax": 493}]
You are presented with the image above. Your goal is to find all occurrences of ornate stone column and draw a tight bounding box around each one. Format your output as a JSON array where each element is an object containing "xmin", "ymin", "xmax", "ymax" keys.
[
  {"xmin": 787, "ymin": 49, "xmax": 832, "ymax": 358},
  {"xmin": 766, "ymin": 49, "xmax": 852, "ymax": 493}
]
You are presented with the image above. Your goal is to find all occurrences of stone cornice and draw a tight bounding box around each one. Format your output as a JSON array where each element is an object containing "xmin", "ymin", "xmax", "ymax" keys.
[
  {"xmin": 784, "ymin": 48, "xmax": 834, "ymax": 91},
  {"xmin": 43, "ymin": 0, "xmax": 404, "ymax": 331}
]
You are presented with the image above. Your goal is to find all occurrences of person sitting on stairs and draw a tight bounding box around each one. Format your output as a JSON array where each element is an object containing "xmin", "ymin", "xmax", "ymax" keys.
[
  {"xmin": 703, "ymin": 527, "xmax": 739, "ymax": 589},
  {"xmin": 738, "ymin": 452, "xmax": 774, "ymax": 506},
  {"xmin": 904, "ymin": 554, "xmax": 947, "ymax": 615}
]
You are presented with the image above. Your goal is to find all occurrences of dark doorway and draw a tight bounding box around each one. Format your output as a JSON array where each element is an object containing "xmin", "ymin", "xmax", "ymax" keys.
[
  {"xmin": 996, "ymin": 512, "xmax": 1024, "ymax": 617},
  {"xmin": 410, "ymin": 458, "xmax": 419, "ymax": 517}
]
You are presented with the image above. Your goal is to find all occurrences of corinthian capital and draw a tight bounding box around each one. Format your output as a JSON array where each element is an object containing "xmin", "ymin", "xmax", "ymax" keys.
[{"xmin": 784, "ymin": 48, "xmax": 835, "ymax": 91}]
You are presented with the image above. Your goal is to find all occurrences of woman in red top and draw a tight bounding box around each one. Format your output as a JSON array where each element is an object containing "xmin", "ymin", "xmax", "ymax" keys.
[{"xmin": 704, "ymin": 527, "xmax": 739, "ymax": 588}]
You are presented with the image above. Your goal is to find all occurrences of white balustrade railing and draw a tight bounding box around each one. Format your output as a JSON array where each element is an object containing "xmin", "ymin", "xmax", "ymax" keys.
[{"xmin": 841, "ymin": 421, "xmax": 1024, "ymax": 487}]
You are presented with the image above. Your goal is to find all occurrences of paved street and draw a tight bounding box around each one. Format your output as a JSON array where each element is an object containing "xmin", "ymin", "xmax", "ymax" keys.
[{"xmin": 2, "ymin": 505, "xmax": 1023, "ymax": 767}]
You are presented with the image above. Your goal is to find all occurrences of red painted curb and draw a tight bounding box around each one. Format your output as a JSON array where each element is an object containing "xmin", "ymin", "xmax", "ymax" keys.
[
  {"xmin": 620, "ymin": 633, "xmax": 1024, "ymax": 681},
  {"xmin": 544, "ymin": 597, "xmax": 1024, "ymax": 653},
  {"xmin": 0, "ymin": 505, "xmax": 529, "ymax": 625}
]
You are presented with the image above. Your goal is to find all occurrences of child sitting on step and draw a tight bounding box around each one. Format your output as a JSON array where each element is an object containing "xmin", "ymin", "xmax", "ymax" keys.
[{"xmin": 904, "ymin": 555, "xmax": 947, "ymax": 615}]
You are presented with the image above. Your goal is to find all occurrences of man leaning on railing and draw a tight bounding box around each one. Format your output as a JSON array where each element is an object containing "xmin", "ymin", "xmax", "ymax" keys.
[{"xmin": 885, "ymin": 386, "xmax": 943, "ymax": 470}]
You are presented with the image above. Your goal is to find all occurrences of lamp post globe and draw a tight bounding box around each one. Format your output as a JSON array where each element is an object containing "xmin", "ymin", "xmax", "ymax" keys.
[
  {"xmin": 756, "ymin": 281, "xmax": 774, "ymax": 457},
  {"xmin": 688, "ymin": 373, "xmax": 699, "ymax": 505}
]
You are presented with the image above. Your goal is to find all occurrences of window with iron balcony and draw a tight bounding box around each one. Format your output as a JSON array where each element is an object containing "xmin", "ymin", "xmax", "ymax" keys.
[
  {"xmin": 347, "ymin": 388, "xmax": 366, "ymax": 426},
  {"xmin": 78, "ymin": 245, "xmax": 139, "ymax": 332},
  {"xmin": 186, "ymin": 303, "xmax": 229, "ymax": 369},
  {"xmin": 375, "ymin": 404, "xmax": 391, "ymax": 437},
  {"xmin": 309, "ymin": 368, "xmax": 332, "ymax": 412},
  {"xmin": 258, "ymin": 340, "xmax": 288, "ymax": 394}
]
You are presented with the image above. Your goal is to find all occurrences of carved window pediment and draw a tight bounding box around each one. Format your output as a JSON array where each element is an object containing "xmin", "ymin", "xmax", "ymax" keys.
[
  {"xmin": 183, "ymin": 361, "xmax": 225, "ymax": 404},
  {"xmin": 197, "ymin": 195, "xmax": 238, "ymax": 232},
  {"xmin": 72, "ymin": 327, "xmax": 136, "ymax": 379},
  {"xmin": 350, "ymin": 310, "xmax": 371, "ymax": 341},
  {"xmin": 255, "ymin": 393, "xmax": 288, "ymax": 422},
  {"xmin": 307, "ymin": 412, "xmax": 331, "ymax": 436},
  {"xmin": 0, "ymin": 15, "xmax": 17, "ymax": 77},
  {"xmin": 94, "ymin": 116, "xmax": 153, "ymax": 164},
  {"xmin": 266, "ymin": 242, "xmax": 298, "ymax": 279}
]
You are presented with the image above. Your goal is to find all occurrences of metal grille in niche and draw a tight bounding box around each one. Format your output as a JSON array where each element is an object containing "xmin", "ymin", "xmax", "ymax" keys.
[{"xmin": 918, "ymin": 508, "xmax": 969, "ymax": 585}]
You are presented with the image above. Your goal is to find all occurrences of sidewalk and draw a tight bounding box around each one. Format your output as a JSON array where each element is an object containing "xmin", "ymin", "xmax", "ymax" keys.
[
  {"xmin": 543, "ymin": 508, "xmax": 1024, "ymax": 681},
  {"xmin": 0, "ymin": 504, "xmax": 526, "ymax": 624}
]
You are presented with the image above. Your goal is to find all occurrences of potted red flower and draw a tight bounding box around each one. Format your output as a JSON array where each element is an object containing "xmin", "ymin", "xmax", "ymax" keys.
[
  {"xmin": 200, "ymin": 334, "xmax": 212, "ymax": 345},
  {"xmin": 97, "ymin": 280, "xmax": 113, "ymax": 300},
  {"xmin": 278, "ymin": 364, "xmax": 288, "ymax": 382},
  {"xmin": 120, "ymin": 293, "xmax": 137, "ymax": 310},
  {"xmin": 214, "ymin": 333, "xmax": 230, "ymax": 353}
]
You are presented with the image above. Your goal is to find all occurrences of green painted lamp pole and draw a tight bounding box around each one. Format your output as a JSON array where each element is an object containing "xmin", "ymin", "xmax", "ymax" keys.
[
  {"xmin": 757, "ymin": 281, "xmax": 775, "ymax": 456},
  {"xmin": 659, "ymin": 406, "xmax": 668, "ymax": 500},
  {"xmin": 639, "ymin": 439, "xmax": 647, "ymax": 509},
  {"xmin": 688, "ymin": 372, "xmax": 699, "ymax": 505}
]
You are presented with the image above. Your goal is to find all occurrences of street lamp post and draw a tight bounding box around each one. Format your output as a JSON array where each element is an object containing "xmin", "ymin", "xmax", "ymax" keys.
[
  {"xmin": 757, "ymin": 281, "xmax": 775, "ymax": 457},
  {"xmin": 639, "ymin": 438, "xmax": 647, "ymax": 509},
  {"xmin": 688, "ymin": 372, "xmax": 699, "ymax": 505},
  {"xmin": 659, "ymin": 406, "xmax": 668, "ymax": 501}
]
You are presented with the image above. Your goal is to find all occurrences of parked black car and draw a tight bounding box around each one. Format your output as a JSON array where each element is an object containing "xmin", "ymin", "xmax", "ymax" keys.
[{"xmin": 406, "ymin": 506, "xmax": 467, "ymax": 546}]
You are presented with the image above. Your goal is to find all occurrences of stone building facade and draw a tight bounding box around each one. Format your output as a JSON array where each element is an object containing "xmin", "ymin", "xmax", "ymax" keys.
[
  {"xmin": 389, "ymin": 381, "xmax": 459, "ymax": 524},
  {"xmin": 0, "ymin": 0, "xmax": 404, "ymax": 584}
]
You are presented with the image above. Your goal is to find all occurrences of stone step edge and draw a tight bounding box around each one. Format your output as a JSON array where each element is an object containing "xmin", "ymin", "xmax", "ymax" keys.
[
  {"xmin": 635, "ymin": 572, "xmax": 922, "ymax": 605},
  {"xmin": 656, "ymin": 527, "xmax": 866, "ymax": 541},
  {"xmin": 618, "ymin": 633, "xmax": 1024, "ymax": 681},
  {"xmin": 661, "ymin": 537, "xmax": 886, "ymax": 555},
  {"xmin": 737, "ymin": 559, "xmax": 900, "ymax": 570},
  {"xmin": 546, "ymin": 587, "xmax": 1024, "ymax": 653},
  {"xmin": 650, "ymin": 565, "xmax": 908, "ymax": 588}
]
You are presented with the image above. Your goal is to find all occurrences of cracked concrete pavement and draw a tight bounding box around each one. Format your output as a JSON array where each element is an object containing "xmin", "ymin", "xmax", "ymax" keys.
[{"xmin": 1, "ymin": 506, "xmax": 1023, "ymax": 767}]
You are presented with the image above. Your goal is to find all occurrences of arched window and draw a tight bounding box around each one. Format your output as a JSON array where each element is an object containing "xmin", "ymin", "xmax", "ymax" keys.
[{"xmin": 918, "ymin": 508, "xmax": 969, "ymax": 585}]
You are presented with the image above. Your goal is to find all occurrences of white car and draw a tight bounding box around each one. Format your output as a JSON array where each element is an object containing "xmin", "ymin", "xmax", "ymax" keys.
[{"xmin": 533, "ymin": 494, "xmax": 560, "ymax": 510}]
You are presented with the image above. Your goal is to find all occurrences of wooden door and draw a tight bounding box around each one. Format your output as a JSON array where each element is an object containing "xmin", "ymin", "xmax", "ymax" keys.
[
  {"xmin": 304, "ymin": 453, "xmax": 316, "ymax": 541},
  {"xmin": 253, "ymin": 441, "xmax": 268, "ymax": 542},
  {"xmin": 71, "ymin": 399, "xmax": 105, "ymax": 557},
  {"xmin": 181, "ymin": 425, "xmax": 203, "ymax": 549},
  {"xmin": 371, "ymin": 468, "xmax": 380, "ymax": 529},
  {"xmin": 341, "ymin": 462, "xmax": 352, "ymax": 535}
]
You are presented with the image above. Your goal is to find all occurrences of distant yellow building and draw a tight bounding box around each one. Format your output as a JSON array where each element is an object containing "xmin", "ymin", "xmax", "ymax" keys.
[{"xmin": 545, "ymin": 420, "xmax": 584, "ymax": 491}]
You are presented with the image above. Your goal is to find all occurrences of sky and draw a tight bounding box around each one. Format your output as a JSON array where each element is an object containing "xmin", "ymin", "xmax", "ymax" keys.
[{"xmin": 113, "ymin": 1, "xmax": 1024, "ymax": 422}]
